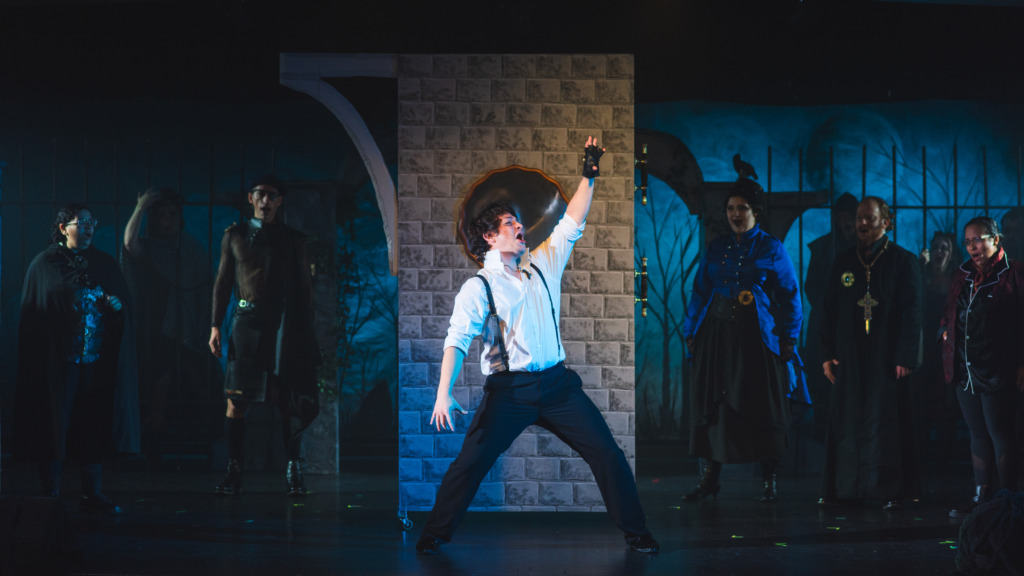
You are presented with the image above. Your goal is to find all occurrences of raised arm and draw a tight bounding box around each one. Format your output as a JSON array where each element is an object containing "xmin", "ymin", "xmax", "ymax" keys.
[
  {"xmin": 564, "ymin": 136, "xmax": 604, "ymax": 225},
  {"xmin": 123, "ymin": 189, "xmax": 161, "ymax": 255}
]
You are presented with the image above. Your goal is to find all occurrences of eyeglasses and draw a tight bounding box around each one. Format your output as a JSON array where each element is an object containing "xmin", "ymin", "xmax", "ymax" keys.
[
  {"xmin": 67, "ymin": 218, "xmax": 99, "ymax": 228},
  {"xmin": 964, "ymin": 234, "xmax": 994, "ymax": 247}
]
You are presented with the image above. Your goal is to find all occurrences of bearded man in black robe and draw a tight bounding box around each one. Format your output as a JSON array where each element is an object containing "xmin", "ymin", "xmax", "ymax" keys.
[
  {"xmin": 820, "ymin": 196, "xmax": 922, "ymax": 510},
  {"xmin": 208, "ymin": 175, "xmax": 319, "ymax": 497}
]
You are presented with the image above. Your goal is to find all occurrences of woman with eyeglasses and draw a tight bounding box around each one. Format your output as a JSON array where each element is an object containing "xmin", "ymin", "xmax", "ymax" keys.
[
  {"xmin": 940, "ymin": 216, "xmax": 1024, "ymax": 518},
  {"xmin": 14, "ymin": 203, "xmax": 140, "ymax": 512}
]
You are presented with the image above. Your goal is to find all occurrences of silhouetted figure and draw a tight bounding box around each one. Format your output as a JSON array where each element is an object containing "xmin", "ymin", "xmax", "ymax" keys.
[
  {"xmin": 916, "ymin": 231, "xmax": 962, "ymax": 468},
  {"xmin": 122, "ymin": 187, "xmax": 221, "ymax": 467},
  {"xmin": 803, "ymin": 193, "xmax": 858, "ymax": 439}
]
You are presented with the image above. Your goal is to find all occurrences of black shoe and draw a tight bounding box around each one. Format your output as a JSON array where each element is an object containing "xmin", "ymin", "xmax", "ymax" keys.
[
  {"xmin": 80, "ymin": 493, "xmax": 122, "ymax": 514},
  {"xmin": 683, "ymin": 460, "xmax": 722, "ymax": 502},
  {"xmin": 626, "ymin": 534, "xmax": 660, "ymax": 554},
  {"xmin": 950, "ymin": 485, "xmax": 988, "ymax": 518},
  {"xmin": 286, "ymin": 460, "xmax": 307, "ymax": 497},
  {"xmin": 416, "ymin": 536, "xmax": 442, "ymax": 555},
  {"xmin": 882, "ymin": 499, "xmax": 903, "ymax": 511},
  {"xmin": 215, "ymin": 459, "xmax": 242, "ymax": 496}
]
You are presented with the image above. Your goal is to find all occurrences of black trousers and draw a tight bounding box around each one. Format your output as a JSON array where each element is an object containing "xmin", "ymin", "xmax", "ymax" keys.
[
  {"xmin": 956, "ymin": 384, "xmax": 1020, "ymax": 490},
  {"xmin": 422, "ymin": 363, "xmax": 650, "ymax": 542}
]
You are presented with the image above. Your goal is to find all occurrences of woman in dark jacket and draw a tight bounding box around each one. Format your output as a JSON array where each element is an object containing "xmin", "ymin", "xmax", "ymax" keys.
[
  {"xmin": 682, "ymin": 178, "xmax": 807, "ymax": 503},
  {"xmin": 15, "ymin": 204, "xmax": 140, "ymax": 512},
  {"xmin": 940, "ymin": 216, "xmax": 1024, "ymax": 518}
]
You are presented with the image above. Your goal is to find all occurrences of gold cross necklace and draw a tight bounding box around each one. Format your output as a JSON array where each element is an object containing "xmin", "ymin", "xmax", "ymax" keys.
[{"xmin": 855, "ymin": 236, "xmax": 889, "ymax": 334}]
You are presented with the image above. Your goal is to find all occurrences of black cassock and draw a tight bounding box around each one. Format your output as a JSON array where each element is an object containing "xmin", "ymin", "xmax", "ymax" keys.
[
  {"xmin": 14, "ymin": 244, "xmax": 141, "ymax": 461},
  {"xmin": 820, "ymin": 237, "xmax": 922, "ymax": 501}
]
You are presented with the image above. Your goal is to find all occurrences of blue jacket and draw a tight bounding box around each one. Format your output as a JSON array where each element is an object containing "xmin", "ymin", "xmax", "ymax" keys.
[{"xmin": 684, "ymin": 225, "xmax": 803, "ymax": 361}]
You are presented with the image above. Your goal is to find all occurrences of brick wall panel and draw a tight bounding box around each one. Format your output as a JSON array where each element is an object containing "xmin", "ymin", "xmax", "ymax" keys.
[
  {"xmin": 468, "ymin": 54, "xmax": 502, "ymax": 77},
  {"xmin": 503, "ymin": 55, "xmax": 536, "ymax": 78},
  {"xmin": 492, "ymin": 79, "xmax": 526, "ymax": 102},
  {"xmin": 432, "ymin": 55, "xmax": 467, "ymax": 77},
  {"xmin": 425, "ymin": 127, "xmax": 460, "ymax": 150},
  {"xmin": 536, "ymin": 54, "xmax": 572, "ymax": 78},
  {"xmin": 435, "ymin": 102, "xmax": 469, "ymax": 126},
  {"xmin": 421, "ymin": 78, "xmax": 456, "ymax": 101},
  {"xmin": 560, "ymin": 80, "xmax": 595, "ymax": 103},
  {"xmin": 470, "ymin": 103, "xmax": 505, "ymax": 126},
  {"xmin": 400, "ymin": 53, "xmax": 634, "ymax": 517},
  {"xmin": 457, "ymin": 79, "xmax": 491, "ymax": 102},
  {"xmin": 507, "ymin": 151, "xmax": 543, "ymax": 169},
  {"xmin": 399, "ymin": 126, "xmax": 426, "ymax": 150}
]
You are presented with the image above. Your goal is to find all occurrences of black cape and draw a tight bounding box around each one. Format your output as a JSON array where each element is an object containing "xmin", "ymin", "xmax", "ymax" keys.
[
  {"xmin": 820, "ymin": 237, "xmax": 922, "ymax": 500},
  {"xmin": 14, "ymin": 244, "xmax": 141, "ymax": 460}
]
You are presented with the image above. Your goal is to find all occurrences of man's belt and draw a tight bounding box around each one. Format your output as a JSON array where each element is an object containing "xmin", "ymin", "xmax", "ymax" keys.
[{"xmin": 237, "ymin": 299, "xmax": 257, "ymax": 309}]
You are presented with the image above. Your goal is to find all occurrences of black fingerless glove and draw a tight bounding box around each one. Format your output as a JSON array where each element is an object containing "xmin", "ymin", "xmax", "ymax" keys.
[{"xmin": 582, "ymin": 144, "xmax": 604, "ymax": 178}]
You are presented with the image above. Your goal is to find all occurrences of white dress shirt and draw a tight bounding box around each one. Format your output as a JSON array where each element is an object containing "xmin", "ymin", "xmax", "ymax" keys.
[{"xmin": 444, "ymin": 214, "xmax": 585, "ymax": 374}]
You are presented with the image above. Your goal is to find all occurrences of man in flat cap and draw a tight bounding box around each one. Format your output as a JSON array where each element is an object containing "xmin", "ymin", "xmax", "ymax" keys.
[{"xmin": 208, "ymin": 175, "xmax": 319, "ymax": 497}]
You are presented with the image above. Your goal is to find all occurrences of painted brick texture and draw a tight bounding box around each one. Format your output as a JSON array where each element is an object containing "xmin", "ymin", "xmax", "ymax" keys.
[{"xmin": 398, "ymin": 54, "xmax": 635, "ymax": 513}]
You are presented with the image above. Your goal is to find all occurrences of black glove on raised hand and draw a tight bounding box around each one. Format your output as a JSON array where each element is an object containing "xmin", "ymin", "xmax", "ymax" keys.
[{"xmin": 582, "ymin": 144, "xmax": 604, "ymax": 178}]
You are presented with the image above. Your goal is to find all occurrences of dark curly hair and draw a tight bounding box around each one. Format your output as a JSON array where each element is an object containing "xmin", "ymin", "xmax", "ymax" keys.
[
  {"xmin": 51, "ymin": 203, "xmax": 89, "ymax": 245},
  {"xmin": 469, "ymin": 202, "xmax": 520, "ymax": 263},
  {"xmin": 723, "ymin": 177, "xmax": 764, "ymax": 215}
]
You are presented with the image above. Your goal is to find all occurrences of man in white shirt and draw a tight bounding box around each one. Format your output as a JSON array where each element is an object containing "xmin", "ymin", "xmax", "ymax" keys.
[{"xmin": 416, "ymin": 137, "xmax": 658, "ymax": 555}]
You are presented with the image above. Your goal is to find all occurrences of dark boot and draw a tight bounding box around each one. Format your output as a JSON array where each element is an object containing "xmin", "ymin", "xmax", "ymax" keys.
[
  {"xmin": 683, "ymin": 459, "xmax": 722, "ymax": 501},
  {"xmin": 286, "ymin": 460, "xmax": 307, "ymax": 497},
  {"xmin": 215, "ymin": 417, "xmax": 245, "ymax": 495},
  {"xmin": 80, "ymin": 462, "xmax": 121, "ymax": 513},
  {"xmin": 760, "ymin": 460, "xmax": 778, "ymax": 503},
  {"xmin": 949, "ymin": 485, "xmax": 989, "ymax": 518},
  {"xmin": 215, "ymin": 459, "xmax": 243, "ymax": 496}
]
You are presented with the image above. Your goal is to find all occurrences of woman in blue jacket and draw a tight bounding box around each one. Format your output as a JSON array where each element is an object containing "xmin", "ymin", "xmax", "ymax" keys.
[{"xmin": 683, "ymin": 178, "xmax": 805, "ymax": 502}]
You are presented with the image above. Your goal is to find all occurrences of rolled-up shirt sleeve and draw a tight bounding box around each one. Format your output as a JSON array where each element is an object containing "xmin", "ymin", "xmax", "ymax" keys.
[{"xmin": 443, "ymin": 276, "xmax": 489, "ymax": 354}]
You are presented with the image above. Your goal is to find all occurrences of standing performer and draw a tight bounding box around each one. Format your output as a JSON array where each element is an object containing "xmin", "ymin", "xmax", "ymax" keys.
[
  {"xmin": 415, "ymin": 138, "xmax": 659, "ymax": 555},
  {"xmin": 15, "ymin": 204, "xmax": 140, "ymax": 511},
  {"xmin": 820, "ymin": 196, "xmax": 922, "ymax": 510},
  {"xmin": 682, "ymin": 177, "xmax": 806, "ymax": 503},
  {"xmin": 208, "ymin": 175, "xmax": 319, "ymax": 496},
  {"xmin": 122, "ymin": 187, "xmax": 221, "ymax": 466},
  {"xmin": 941, "ymin": 217, "xmax": 1023, "ymax": 517}
]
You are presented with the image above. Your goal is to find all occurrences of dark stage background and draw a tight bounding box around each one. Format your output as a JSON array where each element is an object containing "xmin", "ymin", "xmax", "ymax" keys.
[{"xmin": 1, "ymin": 0, "xmax": 1022, "ymax": 477}]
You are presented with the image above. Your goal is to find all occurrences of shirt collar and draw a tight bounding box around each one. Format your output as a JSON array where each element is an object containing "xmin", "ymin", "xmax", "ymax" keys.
[{"xmin": 482, "ymin": 249, "xmax": 530, "ymax": 272}]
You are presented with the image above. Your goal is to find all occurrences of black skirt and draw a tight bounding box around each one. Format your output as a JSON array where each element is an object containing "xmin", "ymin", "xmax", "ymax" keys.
[
  {"xmin": 690, "ymin": 293, "xmax": 791, "ymax": 463},
  {"xmin": 224, "ymin": 304, "xmax": 281, "ymax": 403}
]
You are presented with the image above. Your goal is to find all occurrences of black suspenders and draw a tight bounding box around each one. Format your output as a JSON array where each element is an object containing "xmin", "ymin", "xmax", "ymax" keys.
[
  {"xmin": 529, "ymin": 263, "xmax": 562, "ymax": 356},
  {"xmin": 476, "ymin": 263, "xmax": 562, "ymax": 373},
  {"xmin": 476, "ymin": 274, "xmax": 510, "ymax": 372}
]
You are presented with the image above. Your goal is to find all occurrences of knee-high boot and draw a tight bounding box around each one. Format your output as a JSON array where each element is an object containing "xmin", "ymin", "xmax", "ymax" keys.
[
  {"xmin": 283, "ymin": 418, "xmax": 306, "ymax": 497},
  {"xmin": 215, "ymin": 417, "xmax": 245, "ymax": 495}
]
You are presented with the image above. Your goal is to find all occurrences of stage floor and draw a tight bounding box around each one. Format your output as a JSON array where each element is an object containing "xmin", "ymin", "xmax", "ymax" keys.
[{"xmin": 1, "ymin": 458, "xmax": 971, "ymax": 576}]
